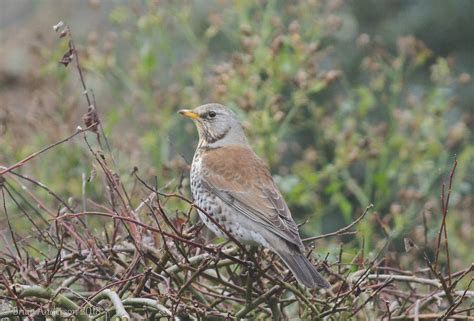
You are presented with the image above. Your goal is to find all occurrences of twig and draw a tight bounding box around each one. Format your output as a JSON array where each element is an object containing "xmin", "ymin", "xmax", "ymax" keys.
[
  {"xmin": 303, "ymin": 204, "xmax": 373, "ymax": 242},
  {"xmin": 12, "ymin": 285, "xmax": 90, "ymax": 321},
  {"xmin": 0, "ymin": 187, "xmax": 22, "ymax": 260},
  {"xmin": 440, "ymin": 279, "xmax": 473, "ymax": 321},
  {"xmin": 390, "ymin": 313, "xmax": 472, "ymax": 320},
  {"xmin": 177, "ymin": 258, "xmax": 213, "ymax": 298},
  {"xmin": 423, "ymin": 254, "xmax": 454, "ymax": 305},
  {"xmin": 434, "ymin": 159, "xmax": 457, "ymax": 286},
  {"xmin": 56, "ymin": 211, "xmax": 249, "ymax": 266},
  {"xmin": 349, "ymin": 277, "xmax": 393, "ymax": 317},
  {"xmin": 92, "ymin": 289, "xmax": 130, "ymax": 320},
  {"xmin": 366, "ymin": 274, "xmax": 441, "ymax": 288},
  {"xmin": 235, "ymin": 285, "xmax": 281, "ymax": 319},
  {"xmin": 0, "ymin": 125, "xmax": 95, "ymax": 177},
  {"xmin": 121, "ymin": 298, "xmax": 172, "ymax": 317}
]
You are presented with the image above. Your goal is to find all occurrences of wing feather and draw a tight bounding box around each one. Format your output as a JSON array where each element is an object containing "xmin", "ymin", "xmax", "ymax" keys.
[{"xmin": 200, "ymin": 145, "xmax": 303, "ymax": 248}]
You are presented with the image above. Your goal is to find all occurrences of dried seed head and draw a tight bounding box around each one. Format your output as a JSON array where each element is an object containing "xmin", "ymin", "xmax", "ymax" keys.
[
  {"xmin": 289, "ymin": 20, "xmax": 300, "ymax": 34},
  {"xmin": 356, "ymin": 33, "xmax": 370, "ymax": 48},
  {"xmin": 59, "ymin": 48, "xmax": 74, "ymax": 67},
  {"xmin": 112, "ymin": 172, "xmax": 120, "ymax": 187},
  {"xmin": 404, "ymin": 238, "xmax": 417, "ymax": 253},
  {"xmin": 59, "ymin": 29, "xmax": 69, "ymax": 38},
  {"xmin": 239, "ymin": 23, "xmax": 252, "ymax": 36},
  {"xmin": 82, "ymin": 105, "xmax": 99, "ymax": 133},
  {"xmin": 458, "ymin": 72, "xmax": 471, "ymax": 85},
  {"xmin": 270, "ymin": 35, "xmax": 284, "ymax": 54}
]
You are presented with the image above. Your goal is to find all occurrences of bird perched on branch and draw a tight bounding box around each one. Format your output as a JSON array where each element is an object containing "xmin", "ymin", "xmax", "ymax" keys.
[{"xmin": 179, "ymin": 103, "xmax": 329, "ymax": 288}]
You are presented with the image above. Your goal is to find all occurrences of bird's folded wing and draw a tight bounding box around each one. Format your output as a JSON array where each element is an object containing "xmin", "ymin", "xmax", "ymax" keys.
[{"xmin": 200, "ymin": 145, "xmax": 302, "ymax": 248}]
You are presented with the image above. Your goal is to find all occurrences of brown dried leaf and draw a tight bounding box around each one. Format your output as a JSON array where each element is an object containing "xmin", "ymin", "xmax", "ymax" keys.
[
  {"xmin": 59, "ymin": 29, "xmax": 69, "ymax": 38},
  {"xmin": 82, "ymin": 105, "xmax": 99, "ymax": 133},
  {"xmin": 59, "ymin": 48, "xmax": 74, "ymax": 67},
  {"xmin": 404, "ymin": 238, "xmax": 417, "ymax": 253}
]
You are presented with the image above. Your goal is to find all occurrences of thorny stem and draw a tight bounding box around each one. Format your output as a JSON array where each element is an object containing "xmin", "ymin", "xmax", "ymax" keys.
[
  {"xmin": 0, "ymin": 125, "xmax": 95, "ymax": 177},
  {"xmin": 434, "ymin": 159, "xmax": 457, "ymax": 285},
  {"xmin": 303, "ymin": 204, "xmax": 373, "ymax": 242}
]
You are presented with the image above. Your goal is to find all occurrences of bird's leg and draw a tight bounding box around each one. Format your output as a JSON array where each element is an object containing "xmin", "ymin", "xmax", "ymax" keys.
[
  {"xmin": 244, "ymin": 245, "xmax": 258, "ymax": 270},
  {"xmin": 239, "ymin": 246, "xmax": 258, "ymax": 302},
  {"xmin": 240, "ymin": 245, "xmax": 260, "ymax": 286}
]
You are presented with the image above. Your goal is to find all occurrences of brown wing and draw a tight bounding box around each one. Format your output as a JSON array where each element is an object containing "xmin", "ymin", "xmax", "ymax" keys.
[{"xmin": 200, "ymin": 145, "xmax": 303, "ymax": 249}]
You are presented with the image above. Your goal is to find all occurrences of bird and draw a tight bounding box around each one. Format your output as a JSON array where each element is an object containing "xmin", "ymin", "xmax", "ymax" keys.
[{"xmin": 179, "ymin": 103, "xmax": 330, "ymax": 289}]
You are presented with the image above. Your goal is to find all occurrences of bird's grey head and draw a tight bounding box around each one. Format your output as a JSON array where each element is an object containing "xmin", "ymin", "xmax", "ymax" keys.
[{"xmin": 179, "ymin": 103, "xmax": 248, "ymax": 148}]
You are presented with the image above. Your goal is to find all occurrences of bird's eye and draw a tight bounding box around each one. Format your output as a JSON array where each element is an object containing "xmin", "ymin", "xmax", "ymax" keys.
[{"xmin": 208, "ymin": 111, "xmax": 216, "ymax": 118}]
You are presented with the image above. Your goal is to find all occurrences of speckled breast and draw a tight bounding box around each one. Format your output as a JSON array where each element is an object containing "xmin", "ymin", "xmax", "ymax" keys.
[
  {"xmin": 190, "ymin": 149, "xmax": 262, "ymax": 245},
  {"xmin": 190, "ymin": 151, "xmax": 226, "ymax": 238}
]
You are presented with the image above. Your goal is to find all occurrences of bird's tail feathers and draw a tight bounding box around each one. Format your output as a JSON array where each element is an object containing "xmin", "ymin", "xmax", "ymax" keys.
[{"xmin": 274, "ymin": 247, "xmax": 330, "ymax": 289}]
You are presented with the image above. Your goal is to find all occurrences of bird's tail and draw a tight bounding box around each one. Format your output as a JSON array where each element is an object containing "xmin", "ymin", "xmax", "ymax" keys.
[{"xmin": 274, "ymin": 247, "xmax": 330, "ymax": 289}]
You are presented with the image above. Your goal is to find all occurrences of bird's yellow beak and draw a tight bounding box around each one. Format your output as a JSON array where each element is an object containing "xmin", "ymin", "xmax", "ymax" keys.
[{"xmin": 178, "ymin": 109, "xmax": 200, "ymax": 120}]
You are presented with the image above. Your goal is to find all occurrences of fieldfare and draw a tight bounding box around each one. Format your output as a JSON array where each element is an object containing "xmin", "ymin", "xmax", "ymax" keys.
[{"xmin": 179, "ymin": 103, "xmax": 329, "ymax": 288}]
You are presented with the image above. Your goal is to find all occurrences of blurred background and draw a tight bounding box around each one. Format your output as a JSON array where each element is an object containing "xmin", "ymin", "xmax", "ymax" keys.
[{"xmin": 1, "ymin": 0, "xmax": 472, "ymax": 271}]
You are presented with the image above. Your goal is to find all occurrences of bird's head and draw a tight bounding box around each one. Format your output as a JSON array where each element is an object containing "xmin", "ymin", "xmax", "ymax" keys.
[{"xmin": 179, "ymin": 103, "xmax": 247, "ymax": 147}]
